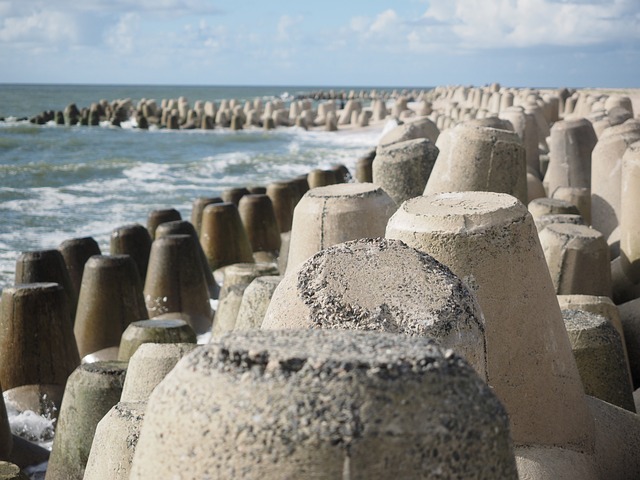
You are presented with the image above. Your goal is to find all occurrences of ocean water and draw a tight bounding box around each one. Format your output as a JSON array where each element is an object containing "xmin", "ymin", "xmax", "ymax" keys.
[{"xmin": 0, "ymin": 84, "xmax": 411, "ymax": 291}]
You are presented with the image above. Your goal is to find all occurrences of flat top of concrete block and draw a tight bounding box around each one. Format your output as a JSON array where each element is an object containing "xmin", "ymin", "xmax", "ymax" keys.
[
  {"xmin": 85, "ymin": 254, "xmax": 134, "ymax": 268},
  {"xmin": 544, "ymin": 223, "xmax": 603, "ymax": 240},
  {"xmin": 3, "ymin": 282, "xmax": 61, "ymax": 295},
  {"xmin": 291, "ymin": 237, "xmax": 482, "ymax": 337},
  {"xmin": 128, "ymin": 319, "xmax": 189, "ymax": 330},
  {"xmin": 130, "ymin": 342, "xmax": 199, "ymax": 360},
  {"xmin": 563, "ymin": 309, "xmax": 608, "ymax": 331},
  {"xmin": 447, "ymin": 123, "xmax": 520, "ymax": 142},
  {"xmin": 197, "ymin": 329, "xmax": 458, "ymax": 378},
  {"xmin": 248, "ymin": 275, "xmax": 282, "ymax": 287},
  {"xmin": 552, "ymin": 117, "xmax": 592, "ymax": 130},
  {"xmin": 396, "ymin": 191, "xmax": 526, "ymax": 233},
  {"xmin": 557, "ymin": 294, "xmax": 615, "ymax": 307},
  {"xmin": 305, "ymin": 182, "xmax": 387, "ymax": 199},
  {"xmin": 376, "ymin": 137, "xmax": 435, "ymax": 157},
  {"xmin": 16, "ymin": 249, "xmax": 60, "ymax": 261},
  {"xmin": 529, "ymin": 197, "xmax": 576, "ymax": 208},
  {"xmin": 80, "ymin": 361, "xmax": 127, "ymax": 375},
  {"xmin": 223, "ymin": 263, "xmax": 279, "ymax": 276}
]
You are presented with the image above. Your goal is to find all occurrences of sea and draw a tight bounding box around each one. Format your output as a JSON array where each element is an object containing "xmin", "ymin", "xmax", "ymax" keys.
[{"xmin": 0, "ymin": 84, "xmax": 418, "ymax": 292}]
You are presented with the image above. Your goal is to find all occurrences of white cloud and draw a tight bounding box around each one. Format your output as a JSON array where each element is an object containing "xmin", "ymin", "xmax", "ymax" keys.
[
  {"xmin": 183, "ymin": 21, "xmax": 229, "ymax": 52},
  {"xmin": 349, "ymin": 16, "xmax": 369, "ymax": 33},
  {"xmin": 370, "ymin": 9, "xmax": 399, "ymax": 34},
  {"xmin": 277, "ymin": 14, "xmax": 303, "ymax": 41},
  {"xmin": 349, "ymin": 9, "xmax": 401, "ymax": 38},
  {"xmin": 104, "ymin": 12, "xmax": 139, "ymax": 54},
  {"xmin": 0, "ymin": 10, "xmax": 80, "ymax": 45},
  {"xmin": 422, "ymin": 0, "xmax": 640, "ymax": 49}
]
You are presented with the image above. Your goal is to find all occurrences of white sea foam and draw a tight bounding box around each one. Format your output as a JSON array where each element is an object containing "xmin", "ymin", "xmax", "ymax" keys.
[
  {"xmin": 0, "ymin": 117, "xmax": 382, "ymax": 290},
  {"xmin": 4, "ymin": 397, "xmax": 55, "ymax": 450}
]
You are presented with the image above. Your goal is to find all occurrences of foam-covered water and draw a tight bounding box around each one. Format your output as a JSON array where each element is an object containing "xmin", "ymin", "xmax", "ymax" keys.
[{"xmin": 0, "ymin": 84, "xmax": 393, "ymax": 289}]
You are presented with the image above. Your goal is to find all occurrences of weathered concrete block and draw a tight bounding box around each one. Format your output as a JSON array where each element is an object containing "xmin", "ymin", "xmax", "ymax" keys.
[
  {"xmin": 386, "ymin": 191, "xmax": 591, "ymax": 448},
  {"xmin": 373, "ymin": 138, "xmax": 439, "ymax": 206},
  {"xmin": 424, "ymin": 124, "xmax": 527, "ymax": 204},
  {"xmin": 265, "ymin": 237, "xmax": 487, "ymax": 377},
  {"xmin": 539, "ymin": 223, "xmax": 611, "ymax": 297},
  {"xmin": 286, "ymin": 183, "xmax": 397, "ymax": 274},
  {"xmin": 562, "ymin": 309, "xmax": 634, "ymax": 411},
  {"xmin": 74, "ymin": 255, "xmax": 147, "ymax": 359},
  {"xmin": 130, "ymin": 330, "xmax": 517, "ymax": 479}
]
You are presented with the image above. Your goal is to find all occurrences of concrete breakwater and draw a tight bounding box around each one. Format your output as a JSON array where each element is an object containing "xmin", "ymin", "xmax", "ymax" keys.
[
  {"xmin": 25, "ymin": 87, "xmax": 431, "ymax": 131},
  {"xmin": 1, "ymin": 82, "xmax": 640, "ymax": 478}
]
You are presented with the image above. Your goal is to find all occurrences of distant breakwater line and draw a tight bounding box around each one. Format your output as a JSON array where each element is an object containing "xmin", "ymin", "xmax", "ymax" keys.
[{"xmin": 17, "ymin": 88, "xmax": 433, "ymax": 132}]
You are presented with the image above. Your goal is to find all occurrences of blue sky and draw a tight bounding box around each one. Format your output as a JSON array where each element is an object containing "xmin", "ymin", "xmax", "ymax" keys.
[{"xmin": 0, "ymin": 0, "xmax": 639, "ymax": 87}]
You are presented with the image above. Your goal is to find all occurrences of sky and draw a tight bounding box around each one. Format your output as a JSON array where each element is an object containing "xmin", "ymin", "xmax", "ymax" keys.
[{"xmin": 0, "ymin": 0, "xmax": 639, "ymax": 88}]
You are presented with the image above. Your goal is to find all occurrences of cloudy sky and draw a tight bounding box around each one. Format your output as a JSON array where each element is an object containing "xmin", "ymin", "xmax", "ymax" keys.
[{"xmin": 1, "ymin": 0, "xmax": 638, "ymax": 87}]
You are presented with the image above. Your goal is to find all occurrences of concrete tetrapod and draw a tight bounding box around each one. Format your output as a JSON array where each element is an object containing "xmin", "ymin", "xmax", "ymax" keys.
[
  {"xmin": 155, "ymin": 220, "xmax": 220, "ymax": 299},
  {"xmin": 590, "ymin": 121, "xmax": 640, "ymax": 239},
  {"xmin": 527, "ymin": 172, "xmax": 546, "ymax": 203},
  {"xmin": 557, "ymin": 294, "xmax": 631, "ymax": 386},
  {"xmin": 234, "ymin": 276, "xmax": 282, "ymax": 330},
  {"xmin": 539, "ymin": 223, "xmax": 611, "ymax": 297},
  {"xmin": 423, "ymin": 124, "xmax": 527, "ymax": 204},
  {"xmin": 221, "ymin": 187, "xmax": 250, "ymax": 206},
  {"xmin": 238, "ymin": 194, "xmax": 281, "ymax": 254},
  {"xmin": 377, "ymin": 115, "xmax": 440, "ymax": 147},
  {"xmin": 286, "ymin": 183, "xmax": 397, "ymax": 274},
  {"xmin": 143, "ymin": 234, "xmax": 212, "ymax": 334},
  {"xmin": 386, "ymin": 192, "xmax": 592, "ymax": 449},
  {"xmin": 120, "ymin": 343, "xmax": 199, "ymax": 403},
  {"xmin": 618, "ymin": 297, "xmax": 640, "ymax": 389},
  {"xmin": 117, "ymin": 319, "xmax": 196, "ymax": 362},
  {"xmin": 110, "ymin": 224, "xmax": 152, "ymax": 283},
  {"xmin": 83, "ymin": 402, "xmax": 145, "ymax": 480},
  {"xmin": 562, "ymin": 309, "xmax": 635, "ymax": 412},
  {"xmin": 499, "ymin": 106, "xmax": 540, "ymax": 177},
  {"xmin": 620, "ymin": 141, "xmax": 640, "ymax": 283},
  {"xmin": 57, "ymin": 236, "xmax": 101, "ymax": 299},
  {"xmin": 543, "ymin": 118, "xmax": 597, "ymax": 195},
  {"xmin": 248, "ymin": 186, "xmax": 266, "ymax": 195},
  {"xmin": 528, "ymin": 197, "xmax": 580, "ymax": 220},
  {"xmin": 74, "ymin": 255, "xmax": 147, "ymax": 359},
  {"xmin": 266, "ymin": 182, "xmax": 295, "ymax": 233},
  {"xmin": 534, "ymin": 214, "xmax": 584, "ymax": 232},
  {"xmin": 355, "ymin": 149, "xmax": 375, "ymax": 183},
  {"xmin": 307, "ymin": 169, "xmax": 336, "ymax": 189},
  {"xmin": 146, "ymin": 208, "xmax": 181, "ymax": 240},
  {"xmin": 190, "ymin": 196, "xmax": 223, "ymax": 236},
  {"xmin": 199, "ymin": 202, "xmax": 255, "ymax": 271},
  {"xmin": 264, "ymin": 237, "xmax": 487, "ymax": 378},
  {"xmin": 212, "ymin": 263, "xmax": 279, "ymax": 338},
  {"xmin": 130, "ymin": 330, "xmax": 517, "ymax": 479},
  {"xmin": 551, "ymin": 186, "xmax": 591, "ymax": 225},
  {"xmin": 45, "ymin": 361, "xmax": 127, "ymax": 480},
  {"xmin": 0, "ymin": 283, "xmax": 79, "ymax": 392},
  {"xmin": 372, "ymin": 138, "xmax": 439, "ymax": 206},
  {"xmin": 14, "ymin": 250, "xmax": 77, "ymax": 326}
]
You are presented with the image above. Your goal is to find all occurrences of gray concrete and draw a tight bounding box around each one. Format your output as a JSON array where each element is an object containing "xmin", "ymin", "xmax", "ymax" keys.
[{"xmin": 130, "ymin": 330, "xmax": 517, "ymax": 479}]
